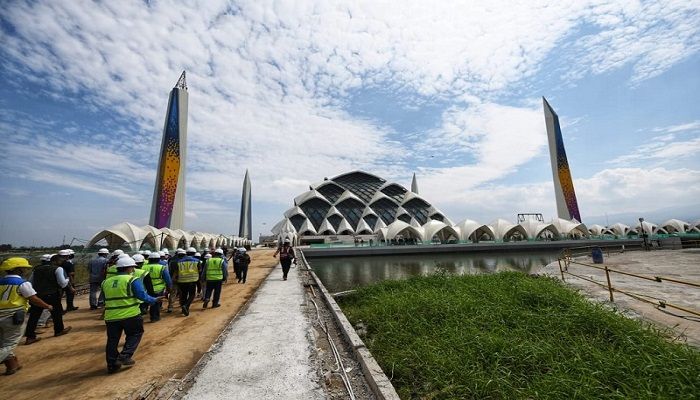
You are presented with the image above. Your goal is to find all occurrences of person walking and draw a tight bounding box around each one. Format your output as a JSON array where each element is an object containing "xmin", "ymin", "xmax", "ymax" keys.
[
  {"xmin": 142, "ymin": 252, "xmax": 172, "ymax": 322},
  {"xmin": 102, "ymin": 256, "xmax": 162, "ymax": 374},
  {"xmin": 25, "ymin": 254, "xmax": 73, "ymax": 344},
  {"xmin": 232, "ymin": 248, "xmax": 242, "ymax": 282},
  {"xmin": 273, "ymin": 239, "xmax": 296, "ymax": 281},
  {"xmin": 0, "ymin": 258, "xmax": 53, "ymax": 375},
  {"xmin": 166, "ymin": 249, "xmax": 185, "ymax": 313},
  {"xmin": 174, "ymin": 248, "xmax": 199, "ymax": 316},
  {"xmin": 236, "ymin": 248, "xmax": 251, "ymax": 284},
  {"xmin": 59, "ymin": 249, "xmax": 78, "ymax": 312},
  {"xmin": 131, "ymin": 254, "xmax": 155, "ymax": 316},
  {"xmin": 87, "ymin": 248, "xmax": 109, "ymax": 310},
  {"xmin": 202, "ymin": 249, "xmax": 227, "ymax": 308}
]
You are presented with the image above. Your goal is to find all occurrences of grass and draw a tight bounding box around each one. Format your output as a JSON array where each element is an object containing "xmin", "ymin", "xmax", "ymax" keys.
[{"xmin": 338, "ymin": 271, "xmax": 700, "ymax": 399}]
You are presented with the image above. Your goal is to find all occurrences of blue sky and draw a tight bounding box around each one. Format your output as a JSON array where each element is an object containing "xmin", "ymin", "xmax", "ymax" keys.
[{"xmin": 1, "ymin": 1, "xmax": 699, "ymax": 246}]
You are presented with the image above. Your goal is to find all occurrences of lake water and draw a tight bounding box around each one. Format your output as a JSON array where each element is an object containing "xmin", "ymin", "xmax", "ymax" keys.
[{"xmin": 307, "ymin": 251, "xmax": 560, "ymax": 293}]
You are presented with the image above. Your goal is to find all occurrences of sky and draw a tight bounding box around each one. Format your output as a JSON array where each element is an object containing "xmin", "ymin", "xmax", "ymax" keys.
[{"xmin": 1, "ymin": 0, "xmax": 699, "ymax": 246}]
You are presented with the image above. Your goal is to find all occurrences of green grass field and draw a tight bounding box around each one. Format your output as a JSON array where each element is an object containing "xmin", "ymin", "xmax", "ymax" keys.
[{"xmin": 338, "ymin": 272, "xmax": 699, "ymax": 399}]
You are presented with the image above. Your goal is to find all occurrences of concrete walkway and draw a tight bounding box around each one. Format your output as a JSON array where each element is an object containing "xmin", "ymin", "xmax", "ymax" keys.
[{"xmin": 184, "ymin": 265, "xmax": 324, "ymax": 399}]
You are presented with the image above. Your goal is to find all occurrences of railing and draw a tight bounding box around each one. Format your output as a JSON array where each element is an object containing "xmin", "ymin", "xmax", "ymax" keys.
[{"xmin": 557, "ymin": 251, "xmax": 700, "ymax": 318}]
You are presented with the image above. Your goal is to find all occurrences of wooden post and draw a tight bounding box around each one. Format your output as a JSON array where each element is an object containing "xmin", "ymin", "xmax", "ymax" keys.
[
  {"xmin": 604, "ymin": 265, "xmax": 614, "ymax": 302},
  {"xmin": 558, "ymin": 259, "xmax": 565, "ymax": 281}
]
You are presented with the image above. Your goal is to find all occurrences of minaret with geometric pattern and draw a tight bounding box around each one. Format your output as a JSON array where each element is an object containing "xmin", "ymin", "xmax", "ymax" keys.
[
  {"xmin": 238, "ymin": 169, "xmax": 252, "ymax": 240},
  {"xmin": 149, "ymin": 71, "xmax": 188, "ymax": 229},
  {"xmin": 543, "ymin": 97, "xmax": 582, "ymax": 222}
]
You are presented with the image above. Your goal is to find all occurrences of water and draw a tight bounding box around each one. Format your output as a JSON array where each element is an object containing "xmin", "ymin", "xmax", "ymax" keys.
[{"xmin": 308, "ymin": 251, "xmax": 560, "ymax": 293}]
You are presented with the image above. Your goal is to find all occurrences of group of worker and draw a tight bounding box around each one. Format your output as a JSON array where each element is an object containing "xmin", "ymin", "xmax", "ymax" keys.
[{"xmin": 0, "ymin": 245, "xmax": 252, "ymax": 375}]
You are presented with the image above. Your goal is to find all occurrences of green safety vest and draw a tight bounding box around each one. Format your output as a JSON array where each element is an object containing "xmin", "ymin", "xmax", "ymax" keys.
[
  {"xmin": 143, "ymin": 262, "xmax": 166, "ymax": 292},
  {"xmin": 133, "ymin": 267, "xmax": 148, "ymax": 280},
  {"xmin": 102, "ymin": 274, "xmax": 140, "ymax": 322},
  {"xmin": 205, "ymin": 258, "xmax": 224, "ymax": 281},
  {"xmin": 177, "ymin": 259, "xmax": 199, "ymax": 283},
  {"xmin": 106, "ymin": 265, "xmax": 118, "ymax": 278}
]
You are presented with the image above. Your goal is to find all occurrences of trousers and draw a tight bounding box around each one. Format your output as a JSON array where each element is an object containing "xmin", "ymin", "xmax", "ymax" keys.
[
  {"xmin": 105, "ymin": 315, "xmax": 144, "ymax": 367},
  {"xmin": 89, "ymin": 282, "xmax": 104, "ymax": 308},
  {"xmin": 25, "ymin": 292, "xmax": 64, "ymax": 338},
  {"xmin": 204, "ymin": 280, "xmax": 223, "ymax": 305},
  {"xmin": 178, "ymin": 282, "xmax": 197, "ymax": 309},
  {"xmin": 0, "ymin": 314, "xmax": 27, "ymax": 362}
]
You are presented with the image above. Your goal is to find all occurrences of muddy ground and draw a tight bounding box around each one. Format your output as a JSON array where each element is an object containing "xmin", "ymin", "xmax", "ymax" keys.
[{"xmin": 0, "ymin": 249, "xmax": 278, "ymax": 400}]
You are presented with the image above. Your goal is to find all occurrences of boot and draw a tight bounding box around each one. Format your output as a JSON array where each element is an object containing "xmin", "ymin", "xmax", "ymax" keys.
[{"xmin": 4, "ymin": 355, "xmax": 22, "ymax": 375}]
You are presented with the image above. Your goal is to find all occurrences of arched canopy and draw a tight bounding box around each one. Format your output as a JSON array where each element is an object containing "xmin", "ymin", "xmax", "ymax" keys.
[
  {"xmin": 87, "ymin": 222, "xmax": 147, "ymax": 251},
  {"xmin": 661, "ymin": 219, "xmax": 691, "ymax": 234},
  {"xmin": 520, "ymin": 220, "xmax": 559, "ymax": 240},
  {"xmin": 422, "ymin": 220, "xmax": 459, "ymax": 243},
  {"xmin": 385, "ymin": 220, "xmax": 423, "ymax": 241},
  {"xmin": 455, "ymin": 219, "xmax": 495, "ymax": 242}
]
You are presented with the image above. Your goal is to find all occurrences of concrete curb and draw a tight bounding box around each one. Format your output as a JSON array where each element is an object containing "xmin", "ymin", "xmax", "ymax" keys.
[
  {"xmin": 301, "ymin": 251, "xmax": 401, "ymax": 400},
  {"xmin": 154, "ymin": 265, "xmax": 277, "ymax": 400}
]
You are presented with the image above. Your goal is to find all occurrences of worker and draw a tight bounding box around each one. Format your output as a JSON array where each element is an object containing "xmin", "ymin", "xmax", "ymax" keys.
[
  {"xmin": 102, "ymin": 256, "xmax": 163, "ymax": 374},
  {"xmin": 142, "ymin": 252, "xmax": 172, "ymax": 322},
  {"xmin": 174, "ymin": 248, "xmax": 199, "ymax": 316},
  {"xmin": 235, "ymin": 248, "xmax": 251, "ymax": 284},
  {"xmin": 35, "ymin": 254, "xmax": 54, "ymax": 328},
  {"xmin": 59, "ymin": 249, "xmax": 78, "ymax": 311},
  {"xmin": 131, "ymin": 254, "xmax": 155, "ymax": 316},
  {"xmin": 0, "ymin": 257, "xmax": 53, "ymax": 375},
  {"xmin": 25, "ymin": 254, "xmax": 73, "ymax": 344},
  {"xmin": 160, "ymin": 249, "xmax": 169, "ymax": 265},
  {"xmin": 87, "ymin": 248, "xmax": 109, "ymax": 310},
  {"xmin": 202, "ymin": 248, "xmax": 228, "ymax": 308},
  {"xmin": 166, "ymin": 249, "xmax": 185, "ymax": 313},
  {"xmin": 194, "ymin": 252, "xmax": 203, "ymax": 300},
  {"xmin": 273, "ymin": 239, "xmax": 296, "ymax": 281}
]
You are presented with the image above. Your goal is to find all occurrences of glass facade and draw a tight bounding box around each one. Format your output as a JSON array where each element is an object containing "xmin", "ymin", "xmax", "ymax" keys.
[
  {"xmin": 289, "ymin": 214, "xmax": 306, "ymax": 232},
  {"xmin": 336, "ymin": 198, "xmax": 365, "ymax": 229},
  {"xmin": 334, "ymin": 172, "xmax": 385, "ymax": 203},
  {"xmin": 317, "ymin": 182, "xmax": 345, "ymax": 204},
  {"xmin": 299, "ymin": 197, "xmax": 331, "ymax": 231},
  {"xmin": 380, "ymin": 184, "xmax": 407, "ymax": 204},
  {"xmin": 327, "ymin": 214, "xmax": 342, "ymax": 231},
  {"xmin": 370, "ymin": 198, "xmax": 399, "ymax": 225},
  {"xmin": 403, "ymin": 198, "xmax": 431, "ymax": 225},
  {"xmin": 363, "ymin": 214, "xmax": 379, "ymax": 230}
]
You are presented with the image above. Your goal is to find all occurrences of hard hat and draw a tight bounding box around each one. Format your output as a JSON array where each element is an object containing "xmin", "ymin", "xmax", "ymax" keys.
[
  {"xmin": 214, "ymin": 248, "xmax": 224, "ymax": 255},
  {"xmin": 162, "ymin": 249, "xmax": 170, "ymax": 255},
  {"xmin": 284, "ymin": 238, "xmax": 291, "ymax": 243},
  {"xmin": 40, "ymin": 254, "xmax": 52, "ymax": 262},
  {"xmin": 176, "ymin": 248, "xmax": 186, "ymax": 255},
  {"xmin": 113, "ymin": 249, "xmax": 124, "ymax": 256},
  {"xmin": 58, "ymin": 249, "xmax": 71, "ymax": 256},
  {"xmin": 116, "ymin": 256, "xmax": 136, "ymax": 269},
  {"xmin": 239, "ymin": 248, "xmax": 247, "ymax": 253},
  {"xmin": 68, "ymin": 249, "xmax": 75, "ymax": 255},
  {"xmin": 118, "ymin": 253, "xmax": 130, "ymax": 259},
  {"xmin": 149, "ymin": 252, "xmax": 162, "ymax": 259},
  {"xmin": 1, "ymin": 257, "xmax": 32, "ymax": 271},
  {"xmin": 186, "ymin": 247, "xmax": 197, "ymax": 253},
  {"xmin": 132, "ymin": 254, "xmax": 145, "ymax": 263},
  {"xmin": 143, "ymin": 250, "xmax": 151, "ymax": 256},
  {"xmin": 159, "ymin": 251, "xmax": 166, "ymax": 257},
  {"xmin": 137, "ymin": 250, "xmax": 144, "ymax": 255},
  {"xmin": 194, "ymin": 252, "xmax": 201, "ymax": 257},
  {"xmin": 98, "ymin": 248, "xmax": 109, "ymax": 255},
  {"xmin": 204, "ymin": 254, "xmax": 212, "ymax": 259}
]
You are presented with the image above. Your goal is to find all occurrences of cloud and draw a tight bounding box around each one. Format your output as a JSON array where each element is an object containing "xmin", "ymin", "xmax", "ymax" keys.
[
  {"xmin": 608, "ymin": 121, "xmax": 700, "ymax": 166},
  {"xmin": 653, "ymin": 120, "xmax": 700, "ymax": 133}
]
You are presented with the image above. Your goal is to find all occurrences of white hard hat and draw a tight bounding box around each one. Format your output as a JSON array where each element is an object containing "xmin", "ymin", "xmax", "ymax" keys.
[
  {"xmin": 40, "ymin": 254, "xmax": 52, "ymax": 262},
  {"xmin": 116, "ymin": 256, "xmax": 137, "ymax": 268},
  {"xmin": 132, "ymin": 254, "xmax": 145, "ymax": 263},
  {"xmin": 143, "ymin": 250, "xmax": 151, "ymax": 255},
  {"xmin": 68, "ymin": 249, "xmax": 75, "ymax": 255},
  {"xmin": 186, "ymin": 247, "xmax": 197, "ymax": 253},
  {"xmin": 58, "ymin": 249, "xmax": 71, "ymax": 256},
  {"xmin": 159, "ymin": 251, "xmax": 166, "ymax": 257},
  {"xmin": 98, "ymin": 248, "xmax": 109, "ymax": 255},
  {"xmin": 284, "ymin": 238, "xmax": 291, "ymax": 243},
  {"xmin": 194, "ymin": 252, "xmax": 201, "ymax": 257},
  {"xmin": 132, "ymin": 253, "xmax": 141, "ymax": 258},
  {"xmin": 215, "ymin": 248, "xmax": 224, "ymax": 255},
  {"xmin": 118, "ymin": 253, "xmax": 130, "ymax": 259},
  {"xmin": 149, "ymin": 252, "xmax": 161, "ymax": 259},
  {"xmin": 239, "ymin": 248, "xmax": 246, "ymax": 253},
  {"xmin": 113, "ymin": 249, "xmax": 124, "ymax": 256},
  {"xmin": 137, "ymin": 250, "xmax": 144, "ymax": 255},
  {"xmin": 162, "ymin": 249, "xmax": 170, "ymax": 255},
  {"xmin": 204, "ymin": 254, "xmax": 212, "ymax": 259},
  {"xmin": 176, "ymin": 248, "xmax": 186, "ymax": 255}
]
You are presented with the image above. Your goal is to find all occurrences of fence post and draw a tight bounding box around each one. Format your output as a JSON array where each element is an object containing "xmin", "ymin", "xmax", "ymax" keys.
[
  {"xmin": 604, "ymin": 265, "xmax": 614, "ymax": 302},
  {"xmin": 558, "ymin": 259, "xmax": 565, "ymax": 281}
]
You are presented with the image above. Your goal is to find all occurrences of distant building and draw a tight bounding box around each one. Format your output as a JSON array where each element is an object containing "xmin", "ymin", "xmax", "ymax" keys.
[{"xmin": 149, "ymin": 71, "xmax": 188, "ymax": 229}]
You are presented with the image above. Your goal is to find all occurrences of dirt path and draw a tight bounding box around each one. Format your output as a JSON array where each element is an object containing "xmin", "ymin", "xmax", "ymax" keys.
[{"xmin": 0, "ymin": 249, "xmax": 278, "ymax": 400}]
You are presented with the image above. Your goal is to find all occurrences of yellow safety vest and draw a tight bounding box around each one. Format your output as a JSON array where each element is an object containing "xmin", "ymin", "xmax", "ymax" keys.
[
  {"xmin": 143, "ymin": 263, "xmax": 166, "ymax": 292},
  {"xmin": 102, "ymin": 274, "xmax": 140, "ymax": 321},
  {"xmin": 177, "ymin": 259, "xmax": 199, "ymax": 283},
  {"xmin": 205, "ymin": 258, "xmax": 224, "ymax": 281},
  {"xmin": 106, "ymin": 265, "xmax": 118, "ymax": 278},
  {"xmin": 0, "ymin": 276, "xmax": 28, "ymax": 311}
]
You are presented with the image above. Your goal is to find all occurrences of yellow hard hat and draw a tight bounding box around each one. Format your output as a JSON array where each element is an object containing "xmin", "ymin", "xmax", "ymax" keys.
[{"xmin": 0, "ymin": 257, "xmax": 32, "ymax": 271}]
